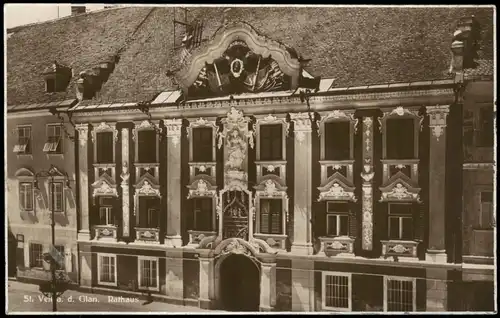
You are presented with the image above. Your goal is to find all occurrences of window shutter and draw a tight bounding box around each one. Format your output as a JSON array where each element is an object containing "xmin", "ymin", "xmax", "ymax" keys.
[
  {"xmin": 415, "ymin": 203, "xmax": 424, "ymax": 242},
  {"xmin": 270, "ymin": 200, "xmax": 282, "ymax": 234},
  {"xmin": 19, "ymin": 185, "xmax": 26, "ymax": 210},
  {"xmin": 348, "ymin": 202, "xmax": 357, "ymax": 238},
  {"xmin": 260, "ymin": 200, "xmax": 270, "ymax": 233}
]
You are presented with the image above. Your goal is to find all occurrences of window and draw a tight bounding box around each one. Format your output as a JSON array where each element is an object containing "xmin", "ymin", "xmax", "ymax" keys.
[
  {"xmin": 43, "ymin": 124, "xmax": 63, "ymax": 154},
  {"xmin": 138, "ymin": 130, "xmax": 157, "ymax": 163},
  {"xmin": 480, "ymin": 191, "xmax": 494, "ymax": 229},
  {"xmin": 463, "ymin": 110, "xmax": 474, "ymax": 148},
  {"xmin": 14, "ymin": 126, "xmax": 31, "ymax": 154},
  {"xmin": 50, "ymin": 182, "xmax": 64, "ymax": 212},
  {"xmin": 192, "ymin": 127, "xmax": 213, "ymax": 162},
  {"xmin": 193, "ymin": 198, "xmax": 213, "ymax": 231},
  {"xmin": 19, "ymin": 182, "xmax": 34, "ymax": 211},
  {"xmin": 138, "ymin": 197, "xmax": 159, "ymax": 228},
  {"xmin": 54, "ymin": 245, "xmax": 65, "ymax": 270},
  {"xmin": 98, "ymin": 197, "xmax": 114, "ymax": 225},
  {"xmin": 138, "ymin": 257, "xmax": 159, "ymax": 290},
  {"xmin": 384, "ymin": 276, "xmax": 416, "ymax": 312},
  {"xmin": 260, "ymin": 199, "xmax": 282, "ymax": 234},
  {"xmin": 478, "ymin": 106, "xmax": 494, "ymax": 147},
  {"xmin": 98, "ymin": 254, "xmax": 117, "ymax": 286},
  {"xmin": 386, "ymin": 118, "xmax": 414, "ymax": 159},
  {"xmin": 46, "ymin": 78, "xmax": 56, "ymax": 93},
  {"xmin": 260, "ymin": 124, "xmax": 282, "ymax": 161},
  {"xmin": 325, "ymin": 121, "xmax": 351, "ymax": 160},
  {"xmin": 96, "ymin": 131, "xmax": 114, "ymax": 163},
  {"xmin": 29, "ymin": 243, "xmax": 43, "ymax": 268},
  {"xmin": 322, "ymin": 272, "xmax": 352, "ymax": 311},
  {"xmin": 326, "ymin": 202, "xmax": 349, "ymax": 237},
  {"xmin": 388, "ymin": 203, "xmax": 413, "ymax": 240}
]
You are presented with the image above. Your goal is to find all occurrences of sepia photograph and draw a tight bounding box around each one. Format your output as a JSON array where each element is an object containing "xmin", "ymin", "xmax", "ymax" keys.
[{"xmin": 4, "ymin": 3, "xmax": 496, "ymax": 314}]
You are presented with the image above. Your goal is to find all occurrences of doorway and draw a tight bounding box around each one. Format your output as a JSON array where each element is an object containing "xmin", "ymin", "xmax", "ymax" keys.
[{"xmin": 219, "ymin": 254, "xmax": 260, "ymax": 311}]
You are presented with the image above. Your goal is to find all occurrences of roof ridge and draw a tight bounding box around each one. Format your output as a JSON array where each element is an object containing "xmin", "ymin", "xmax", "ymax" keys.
[{"xmin": 6, "ymin": 6, "xmax": 126, "ymax": 34}]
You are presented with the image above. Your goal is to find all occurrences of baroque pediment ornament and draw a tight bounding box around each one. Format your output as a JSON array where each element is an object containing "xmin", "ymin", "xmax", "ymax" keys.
[
  {"xmin": 318, "ymin": 182, "xmax": 357, "ymax": 202},
  {"xmin": 380, "ymin": 182, "xmax": 421, "ymax": 202},
  {"xmin": 91, "ymin": 122, "xmax": 118, "ymax": 144},
  {"xmin": 378, "ymin": 106, "xmax": 424, "ymax": 133},
  {"xmin": 187, "ymin": 179, "xmax": 217, "ymax": 199},
  {"xmin": 164, "ymin": 119, "xmax": 183, "ymax": 147},
  {"xmin": 136, "ymin": 180, "xmax": 161, "ymax": 197},
  {"xmin": 320, "ymin": 110, "xmax": 359, "ymax": 134},
  {"xmin": 92, "ymin": 180, "xmax": 118, "ymax": 198},
  {"xmin": 256, "ymin": 114, "xmax": 290, "ymax": 137}
]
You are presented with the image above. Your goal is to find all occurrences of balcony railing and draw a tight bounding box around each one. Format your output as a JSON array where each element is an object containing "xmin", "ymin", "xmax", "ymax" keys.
[
  {"xmin": 381, "ymin": 240, "xmax": 419, "ymax": 260},
  {"xmin": 135, "ymin": 227, "xmax": 160, "ymax": 244},
  {"xmin": 318, "ymin": 236, "xmax": 355, "ymax": 257},
  {"xmin": 253, "ymin": 233, "xmax": 287, "ymax": 251},
  {"xmin": 186, "ymin": 230, "xmax": 217, "ymax": 248},
  {"xmin": 94, "ymin": 225, "xmax": 118, "ymax": 241}
]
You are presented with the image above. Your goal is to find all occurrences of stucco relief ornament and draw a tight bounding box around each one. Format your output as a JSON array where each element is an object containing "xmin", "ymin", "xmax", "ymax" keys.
[
  {"xmin": 93, "ymin": 182, "xmax": 117, "ymax": 197},
  {"xmin": 222, "ymin": 239, "xmax": 250, "ymax": 256},
  {"xmin": 92, "ymin": 122, "xmax": 118, "ymax": 143},
  {"xmin": 327, "ymin": 241, "xmax": 346, "ymax": 250},
  {"xmin": 101, "ymin": 228, "xmax": 111, "ymax": 236},
  {"xmin": 143, "ymin": 231, "xmax": 153, "ymax": 239},
  {"xmin": 165, "ymin": 119, "xmax": 182, "ymax": 147},
  {"xmin": 382, "ymin": 183, "xmax": 419, "ymax": 201},
  {"xmin": 225, "ymin": 129, "xmax": 247, "ymax": 171},
  {"xmin": 390, "ymin": 244, "xmax": 409, "ymax": 254},
  {"xmin": 75, "ymin": 124, "xmax": 89, "ymax": 147},
  {"xmin": 264, "ymin": 179, "xmax": 277, "ymax": 197},
  {"xmin": 230, "ymin": 58, "xmax": 244, "ymax": 78},
  {"xmin": 198, "ymin": 165, "xmax": 207, "ymax": 173},
  {"xmin": 137, "ymin": 181, "xmax": 160, "ymax": 197},
  {"xmin": 120, "ymin": 162, "xmax": 130, "ymax": 183},
  {"xmin": 266, "ymin": 165, "xmax": 275, "ymax": 172},
  {"xmin": 194, "ymin": 180, "xmax": 209, "ymax": 196}
]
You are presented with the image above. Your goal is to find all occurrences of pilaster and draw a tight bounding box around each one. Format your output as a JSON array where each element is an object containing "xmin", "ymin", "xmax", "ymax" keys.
[
  {"xmin": 120, "ymin": 127, "xmax": 131, "ymax": 238},
  {"xmin": 76, "ymin": 123, "xmax": 90, "ymax": 241},
  {"xmin": 260, "ymin": 262, "xmax": 277, "ymax": 311},
  {"xmin": 426, "ymin": 105, "xmax": 449, "ymax": 263},
  {"xmin": 291, "ymin": 258, "xmax": 315, "ymax": 311},
  {"xmin": 361, "ymin": 117, "xmax": 375, "ymax": 251},
  {"xmin": 164, "ymin": 119, "xmax": 183, "ymax": 247},
  {"xmin": 426, "ymin": 268, "xmax": 448, "ymax": 311},
  {"xmin": 164, "ymin": 248, "xmax": 184, "ymax": 299},
  {"xmin": 290, "ymin": 112, "xmax": 314, "ymax": 255},
  {"xmin": 198, "ymin": 257, "xmax": 215, "ymax": 309}
]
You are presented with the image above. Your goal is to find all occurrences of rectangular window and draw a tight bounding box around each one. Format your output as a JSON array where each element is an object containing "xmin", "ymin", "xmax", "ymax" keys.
[
  {"xmin": 51, "ymin": 182, "xmax": 64, "ymax": 212},
  {"xmin": 54, "ymin": 245, "xmax": 65, "ymax": 270},
  {"xmin": 96, "ymin": 131, "xmax": 114, "ymax": 163},
  {"xmin": 478, "ymin": 106, "xmax": 494, "ymax": 147},
  {"xmin": 480, "ymin": 191, "xmax": 494, "ymax": 229},
  {"xmin": 260, "ymin": 199, "xmax": 282, "ymax": 234},
  {"xmin": 138, "ymin": 130, "xmax": 157, "ymax": 163},
  {"xmin": 29, "ymin": 243, "xmax": 43, "ymax": 268},
  {"xmin": 43, "ymin": 124, "xmax": 63, "ymax": 154},
  {"xmin": 193, "ymin": 198, "xmax": 213, "ymax": 231},
  {"xmin": 19, "ymin": 182, "xmax": 34, "ymax": 211},
  {"xmin": 98, "ymin": 254, "xmax": 116, "ymax": 286},
  {"xmin": 138, "ymin": 257, "xmax": 159, "ymax": 290},
  {"xmin": 46, "ymin": 78, "xmax": 56, "ymax": 93},
  {"xmin": 192, "ymin": 127, "xmax": 213, "ymax": 162},
  {"xmin": 322, "ymin": 272, "xmax": 352, "ymax": 311},
  {"xmin": 326, "ymin": 202, "xmax": 349, "ymax": 237},
  {"xmin": 386, "ymin": 118, "xmax": 415, "ymax": 159},
  {"xmin": 260, "ymin": 124, "xmax": 283, "ymax": 161},
  {"xmin": 98, "ymin": 197, "xmax": 114, "ymax": 225},
  {"xmin": 463, "ymin": 110, "xmax": 474, "ymax": 148},
  {"xmin": 139, "ymin": 197, "xmax": 160, "ymax": 228},
  {"xmin": 388, "ymin": 204, "xmax": 413, "ymax": 240},
  {"xmin": 14, "ymin": 126, "xmax": 32, "ymax": 154},
  {"xmin": 325, "ymin": 121, "xmax": 351, "ymax": 160},
  {"xmin": 384, "ymin": 276, "xmax": 416, "ymax": 312}
]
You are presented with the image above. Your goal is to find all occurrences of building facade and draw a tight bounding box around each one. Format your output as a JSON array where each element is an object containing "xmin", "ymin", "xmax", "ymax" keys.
[{"xmin": 6, "ymin": 6, "xmax": 495, "ymax": 312}]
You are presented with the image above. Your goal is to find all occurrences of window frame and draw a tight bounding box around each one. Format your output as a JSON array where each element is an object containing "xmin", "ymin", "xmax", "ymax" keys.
[
  {"xmin": 137, "ymin": 196, "xmax": 160, "ymax": 228},
  {"xmin": 50, "ymin": 181, "xmax": 65, "ymax": 213},
  {"xmin": 193, "ymin": 197, "xmax": 213, "ymax": 231},
  {"xmin": 259, "ymin": 198, "xmax": 283, "ymax": 235},
  {"xmin": 318, "ymin": 110, "xmax": 357, "ymax": 161},
  {"xmin": 192, "ymin": 126, "xmax": 214, "ymax": 163},
  {"xmin": 187, "ymin": 118, "xmax": 217, "ymax": 163},
  {"xmin": 326, "ymin": 202, "xmax": 350, "ymax": 237},
  {"xmin": 19, "ymin": 181, "xmax": 34, "ymax": 212},
  {"xmin": 133, "ymin": 120, "xmax": 159, "ymax": 164},
  {"xmin": 321, "ymin": 271, "xmax": 352, "ymax": 311},
  {"xmin": 255, "ymin": 115, "xmax": 288, "ymax": 162},
  {"xmin": 92, "ymin": 122, "xmax": 118, "ymax": 164},
  {"xmin": 479, "ymin": 190, "xmax": 494, "ymax": 230},
  {"xmin": 95, "ymin": 131, "xmax": 115, "ymax": 164},
  {"xmin": 44, "ymin": 124, "xmax": 64, "ymax": 154},
  {"xmin": 98, "ymin": 196, "xmax": 114, "ymax": 225},
  {"xmin": 324, "ymin": 121, "xmax": 352, "ymax": 161},
  {"xmin": 380, "ymin": 107, "xmax": 422, "ymax": 160},
  {"xmin": 388, "ymin": 203, "xmax": 414, "ymax": 241},
  {"xmin": 137, "ymin": 256, "xmax": 160, "ymax": 291},
  {"xmin": 14, "ymin": 125, "xmax": 32, "ymax": 155},
  {"xmin": 97, "ymin": 253, "xmax": 117, "ymax": 286},
  {"xmin": 383, "ymin": 276, "xmax": 416, "ymax": 312},
  {"xmin": 29, "ymin": 242, "xmax": 44, "ymax": 269},
  {"xmin": 259, "ymin": 123, "xmax": 283, "ymax": 161}
]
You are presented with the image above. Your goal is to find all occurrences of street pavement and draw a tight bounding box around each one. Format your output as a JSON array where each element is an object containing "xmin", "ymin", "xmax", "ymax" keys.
[{"xmin": 7, "ymin": 280, "xmax": 219, "ymax": 313}]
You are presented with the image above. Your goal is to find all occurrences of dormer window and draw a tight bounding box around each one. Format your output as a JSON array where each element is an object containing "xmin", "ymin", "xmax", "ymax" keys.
[{"xmin": 42, "ymin": 61, "xmax": 72, "ymax": 93}]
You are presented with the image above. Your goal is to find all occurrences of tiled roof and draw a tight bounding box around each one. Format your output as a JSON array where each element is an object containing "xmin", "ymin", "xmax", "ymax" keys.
[
  {"xmin": 6, "ymin": 6, "xmax": 494, "ymax": 107},
  {"xmin": 464, "ymin": 59, "xmax": 494, "ymax": 79}
]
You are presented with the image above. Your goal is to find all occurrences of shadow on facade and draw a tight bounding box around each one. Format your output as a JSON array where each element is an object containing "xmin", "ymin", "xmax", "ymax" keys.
[{"xmin": 218, "ymin": 254, "xmax": 260, "ymax": 311}]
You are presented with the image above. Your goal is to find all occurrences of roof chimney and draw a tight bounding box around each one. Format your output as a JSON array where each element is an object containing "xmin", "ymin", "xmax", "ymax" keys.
[{"xmin": 71, "ymin": 5, "xmax": 86, "ymax": 16}]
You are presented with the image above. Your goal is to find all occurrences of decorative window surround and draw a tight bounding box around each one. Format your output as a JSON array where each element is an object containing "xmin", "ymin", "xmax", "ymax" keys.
[
  {"xmin": 14, "ymin": 125, "xmax": 32, "ymax": 156},
  {"xmin": 97, "ymin": 253, "xmax": 117, "ymax": 287},
  {"xmin": 93, "ymin": 163, "xmax": 116, "ymax": 185},
  {"xmin": 138, "ymin": 256, "xmax": 160, "ymax": 291},
  {"xmin": 33, "ymin": 166, "xmax": 71, "ymax": 215},
  {"xmin": 379, "ymin": 181, "xmax": 421, "ymax": 203},
  {"xmin": 16, "ymin": 168, "xmax": 36, "ymax": 213},
  {"xmin": 120, "ymin": 127, "xmax": 131, "ymax": 238},
  {"xmin": 254, "ymin": 113, "xmax": 289, "ymax": 161},
  {"xmin": 93, "ymin": 225, "xmax": 118, "ymax": 241},
  {"xmin": 321, "ymin": 271, "xmax": 352, "ymax": 311},
  {"xmin": 133, "ymin": 180, "xmax": 161, "ymax": 216},
  {"xmin": 379, "ymin": 106, "xmax": 423, "ymax": 159},
  {"xmin": 186, "ymin": 179, "xmax": 218, "ymax": 240},
  {"xmin": 383, "ymin": 276, "xmax": 416, "ymax": 312},
  {"xmin": 253, "ymin": 178, "xmax": 289, "ymax": 250},
  {"xmin": 318, "ymin": 110, "xmax": 358, "ymax": 161},
  {"xmin": 132, "ymin": 120, "xmax": 160, "ymax": 162},
  {"xmin": 188, "ymin": 162, "xmax": 217, "ymax": 183},
  {"xmin": 381, "ymin": 159, "xmax": 420, "ymax": 185},
  {"xmin": 187, "ymin": 117, "xmax": 218, "ymax": 163},
  {"xmin": 381, "ymin": 240, "xmax": 419, "ymax": 260},
  {"xmin": 135, "ymin": 227, "xmax": 160, "ymax": 244},
  {"xmin": 318, "ymin": 236, "xmax": 355, "ymax": 257},
  {"xmin": 255, "ymin": 160, "xmax": 287, "ymax": 183},
  {"xmin": 91, "ymin": 122, "xmax": 118, "ymax": 163},
  {"xmin": 91, "ymin": 179, "xmax": 118, "ymax": 198},
  {"xmin": 186, "ymin": 230, "xmax": 218, "ymax": 248},
  {"xmin": 134, "ymin": 163, "xmax": 160, "ymax": 184}
]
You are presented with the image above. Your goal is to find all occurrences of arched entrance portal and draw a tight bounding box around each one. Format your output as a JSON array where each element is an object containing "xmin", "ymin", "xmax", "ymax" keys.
[{"xmin": 219, "ymin": 254, "xmax": 260, "ymax": 311}]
